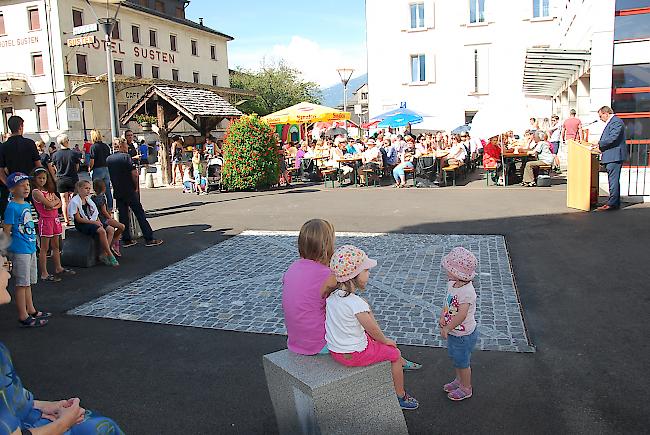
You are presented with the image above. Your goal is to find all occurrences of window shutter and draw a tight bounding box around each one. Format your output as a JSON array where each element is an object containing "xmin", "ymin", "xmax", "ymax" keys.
[
  {"xmin": 425, "ymin": 0, "xmax": 435, "ymax": 29},
  {"xmin": 478, "ymin": 47, "xmax": 490, "ymax": 94},
  {"xmin": 426, "ymin": 53, "xmax": 436, "ymax": 83}
]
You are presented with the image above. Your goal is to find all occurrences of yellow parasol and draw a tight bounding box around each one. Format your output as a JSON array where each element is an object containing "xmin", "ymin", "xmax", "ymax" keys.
[{"xmin": 262, "ymin": 102, "xmax": 351, "ymax": 125}]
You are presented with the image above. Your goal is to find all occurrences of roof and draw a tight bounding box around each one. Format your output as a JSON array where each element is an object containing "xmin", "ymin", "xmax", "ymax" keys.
[
  {"xmin": 120, "ymin": 85, "xmax": 242, "ymax": 124},
  {"xmin": 122, "ymin": 2, "xmax": 234, "ymax": 41},
  {"xmin": 522, "ymin": 48, "xmax": 590, "ymax": 97}
]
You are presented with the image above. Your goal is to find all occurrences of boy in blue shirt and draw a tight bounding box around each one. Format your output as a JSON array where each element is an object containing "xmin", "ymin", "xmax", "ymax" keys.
[{"xmin": 2, "ymin": 172, "xmax": 49, "ymax": 327}]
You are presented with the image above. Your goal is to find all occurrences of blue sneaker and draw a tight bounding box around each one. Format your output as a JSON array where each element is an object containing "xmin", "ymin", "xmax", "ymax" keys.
[{"xmin": 398, "ymin": 392, "xmax": 419, "ymax": 410}]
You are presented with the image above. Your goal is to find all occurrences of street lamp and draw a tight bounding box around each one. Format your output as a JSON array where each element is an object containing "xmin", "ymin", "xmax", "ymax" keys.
[
  {"xmin": 86, "ymin": 0, "xmax": 121, "ymax": 140},
  {"xmin": 336, "ymin": 67, "xmax": 354, "ymax": 130}
]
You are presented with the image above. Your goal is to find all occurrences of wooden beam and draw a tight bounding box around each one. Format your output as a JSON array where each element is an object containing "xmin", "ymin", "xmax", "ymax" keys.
[
  {"xmin": 167, "ymin": 114, "xmax": 185, "ymax": 132},
  {"xmin": 157, "ymin": 99, "xmax": 172, "ymax": 185}
]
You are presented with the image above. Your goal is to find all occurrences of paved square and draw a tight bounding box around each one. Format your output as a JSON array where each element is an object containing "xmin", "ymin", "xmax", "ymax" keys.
[{"xmin": 69, "ymin": 231, "xmax": 534, "ymax": 352}]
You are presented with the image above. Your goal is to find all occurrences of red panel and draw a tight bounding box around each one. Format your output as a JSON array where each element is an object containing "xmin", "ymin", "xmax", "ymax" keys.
[
  {"xmin": 617, "ymin": 112, "xmax": 650, "ymax": 118},
  {"xmin": 614, "ymin": 87, "xmax": 650, "ymax": 94},
  {"xmin": 615, "ymin": 7, "xmax": 650, "ymax": 16}
]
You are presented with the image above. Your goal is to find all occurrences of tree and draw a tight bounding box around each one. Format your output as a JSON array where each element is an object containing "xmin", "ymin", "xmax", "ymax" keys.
[
  {"xmin": 221, "ymin": 114, "xmax": 279, "ymax": 191},
  {"xmin": 230, "ymin": 59, "xmax": 321, "ymax": 116}
]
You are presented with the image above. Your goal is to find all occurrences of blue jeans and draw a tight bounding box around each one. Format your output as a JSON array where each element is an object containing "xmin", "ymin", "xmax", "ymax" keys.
[
  {"xmin": 447, "ymin": 328, "xmax": 479, "ymax": 369},
  {"xmin": 605, "ymin": 161, "xmax": 622, "ymax": 208},
  {"xmin": 91, "ymin": 166, "xmax": 113, "ymax": 211},
  {"xmin": 392, "ymin": 161, "xmax": 414, "ymax": 182}
]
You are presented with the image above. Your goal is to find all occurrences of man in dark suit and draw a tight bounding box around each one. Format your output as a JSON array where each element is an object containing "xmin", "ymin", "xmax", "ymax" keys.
[{"xmin": 596, "ymin": 106, "xmax": 628, "ymax": 211}]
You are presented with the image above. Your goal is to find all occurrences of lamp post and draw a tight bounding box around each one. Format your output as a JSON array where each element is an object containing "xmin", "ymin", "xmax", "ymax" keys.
[
  {"xmin": 86, "ymin": 0, "xmax": 121, "ymax": 140},
  {"xmin": 336, "ymin": 68, "xmax": 354, "ymax": 131}
]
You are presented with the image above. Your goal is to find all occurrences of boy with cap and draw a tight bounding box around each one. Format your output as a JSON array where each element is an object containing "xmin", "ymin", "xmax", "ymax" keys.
[
  {"xmin": 438, "ymin": 246, "xmax": 479, "ymax": 401},
  {"xmin": 2, "ymin": 172, "xmax": 49, "ymax": 327}
]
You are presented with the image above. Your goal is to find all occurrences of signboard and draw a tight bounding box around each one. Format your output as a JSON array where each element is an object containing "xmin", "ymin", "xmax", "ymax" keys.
[
  {"xmin": 73, "ymin": 23, "xmax": 98, "ymax": 36},
  {"xmin": 67, "ymin": 108, "xmax": 81, "ymax": 122},
  {"xmin": 354, "ymin": 104, "xmax": 362, "ymax": 115},
  {"xmin": 67, "ymin": 35, "xmax": 96, "ymax": 47}
]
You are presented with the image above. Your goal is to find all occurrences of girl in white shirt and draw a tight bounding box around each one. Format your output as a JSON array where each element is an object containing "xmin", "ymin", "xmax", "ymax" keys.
[{"xmin": 326, "ymin": 245, "xmax": 419, "ymax": 410}]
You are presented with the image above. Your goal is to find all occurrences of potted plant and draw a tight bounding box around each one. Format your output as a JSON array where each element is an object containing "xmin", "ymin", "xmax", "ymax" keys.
[{"xmin": 135, "ymin": 114, "xmax": 157, "ymax": 131}]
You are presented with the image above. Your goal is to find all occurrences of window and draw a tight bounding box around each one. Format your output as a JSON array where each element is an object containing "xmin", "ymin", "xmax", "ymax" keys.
[
  {"xmin": 193, "ymin": 72, "xmax": 199, "ymax": 83},
  {"xmin": 114, "ymin": 59, "xmax": 123, "ymax": 75},
  {"xmin": 170, "ymin": 34, "xmax": 177, "ymax": 51},
  {"xmin": 76, "ymin": 53, "xmax": 88, "ymax": 75},
  {"xmin": 616, "ymin": 0, "xmax": 650, "ymax": 10},
  {"xmin": 72, "ymin": 9, "xmax": 83, "ymax": 27},
  {"xmin": 410, "ymin": 54, "xmax": 426, "ymax": 82},
  {"xmin": 134, "ymin": 63, "xmax": 143, "ymax": 78},
  {"xmin": 533, "ymin": 0, "xmax": 550, "ymax": 17},
  {"xmin": 152, "ymin": 66, "xmax": 159, "ymax": 79},
  {"xmin": 32, "ymin": 53, "xmax": 43, "ymax": 75},
  {"xmin": 149, "ymin": 29, "xmax": 157, "ymax": 47},
  {"xmin": 613, "ymin": 63, "xmax": 650, "ymax": 88},
  {"xmin": 0, "ymin": 14, "xmax": 5, "ymax": 35},
  {"xmin": 470, "ymin": 46, "xmax": 489, "ymax": 94},
  {"xmin": 132, "ymin": 25, "xmax": 140, "ymax": 43},
  {"xmin": 469, "ymin": 0, "xmax": 485, "ymax": 23},
  {"xmin": 28, "ymin": 8, "xmax": 40, "ymax": 30},
  {"xmin": 118, "ymin": 103, "xmax": 128, "ymax": 128},
  {"xmin": 614, "ymin": 13, "xmax": 650, "ymax": 40},
  {"xmin": 155, "ymin": 1, "xmax": 165, "ymax": 13},
  {"xmin": 410, "ymin": 3, "xmax": 425, "ymax": 28},
  {"xmin": 473, "ymin": 49, "xmax": 479, "ymax": 92},
  {"xmin": 361, "ymin": 92, "xmax": 368, "ymax": 100},
  {"xmin": 36, "ymin": 104, "xmax": 48, "ymax": 131},
  {"xmin": 191, "ymin": 40, "xmax": 198, "ymax": 56},
  {"xmin": 212, "ymin": 75, "xmax": 218, "ymax": 86},
  {"xmin": 111, "ymin": 21, "xmax": 120, "ymax": 40},
  {"xmin": 172, "ymin": 69, "xmax": 179, "ymax": 81},
  {"xmin": 210, "ymin": 45, "xmax": 216, "ymax": 60},
  {"xmin": 613, "ymin": 92, "xmax": 650, "ymax": 113}
]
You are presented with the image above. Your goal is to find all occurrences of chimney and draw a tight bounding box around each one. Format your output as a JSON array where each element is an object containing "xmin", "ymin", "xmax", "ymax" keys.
[{"xmin": 199, "ymin": 17, "xmax": 204, "ymax": 26}]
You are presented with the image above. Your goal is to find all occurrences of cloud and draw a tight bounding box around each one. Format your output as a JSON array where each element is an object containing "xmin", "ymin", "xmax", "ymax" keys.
[{"xmin": 229, "ymin": 36, "xmax": 367, "ymax": 88}]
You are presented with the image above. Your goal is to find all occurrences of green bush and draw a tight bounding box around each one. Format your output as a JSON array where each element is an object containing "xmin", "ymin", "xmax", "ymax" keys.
[{"xmin": 222, "ymin": 114, "xmax": 279, "ymax": 190}]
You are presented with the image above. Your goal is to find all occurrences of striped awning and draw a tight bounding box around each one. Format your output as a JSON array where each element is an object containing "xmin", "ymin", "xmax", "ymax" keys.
[{"xmin": 523, "ymin": 48, "xmax": 590, "ymax": 96}]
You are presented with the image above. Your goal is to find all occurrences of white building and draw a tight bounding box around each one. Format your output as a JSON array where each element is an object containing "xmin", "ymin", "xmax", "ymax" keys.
[
  {"xmin": 366, "ymin": 0, "xmax": 559, "ymax": 131},
  {"xmin": 0, "ymin": 0, "xmax": 250, "ymax": 143},
  {"xmin": 367, "ymin": 0, "xmax": 649, "ymax": 197}
]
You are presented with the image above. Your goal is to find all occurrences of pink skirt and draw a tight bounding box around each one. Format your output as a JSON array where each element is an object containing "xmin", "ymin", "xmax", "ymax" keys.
[
  {"xmin": 330, "ymin": 334, "xmax": 401, "ymax": 367},
  {"xmin": 39, "ymin": 217, "xmax": 63, "ymax": 238}
]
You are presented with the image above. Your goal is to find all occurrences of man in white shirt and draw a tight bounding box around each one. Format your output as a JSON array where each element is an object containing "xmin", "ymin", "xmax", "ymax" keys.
[{"xmin": 359, "ymin": 139, "xmax": 382, "ymax": 185}]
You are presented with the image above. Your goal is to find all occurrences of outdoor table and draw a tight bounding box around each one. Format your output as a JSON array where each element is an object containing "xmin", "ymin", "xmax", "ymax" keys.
[
  {"xmin": 338, "ymin": 157, "xmax": 362, "ymax": 186},
  {"xmin": 502, "ymin": 149, "xmax": 536, "ymax": 185}
]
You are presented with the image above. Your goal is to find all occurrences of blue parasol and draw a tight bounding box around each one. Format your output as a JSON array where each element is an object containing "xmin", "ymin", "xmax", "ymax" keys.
[
  {"xmin": 371, "ymin": 108, "xmax": 428, "ymax": 122},
  {"xmin": 377, "ymin": 113, "xmax": 423, "ymax": 128}
]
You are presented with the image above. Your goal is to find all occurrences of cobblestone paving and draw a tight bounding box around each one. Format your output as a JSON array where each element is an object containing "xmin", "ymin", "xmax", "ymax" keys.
[{"xmin": 69, "ymin": 231, "xmax": 534, "ymax": 352}]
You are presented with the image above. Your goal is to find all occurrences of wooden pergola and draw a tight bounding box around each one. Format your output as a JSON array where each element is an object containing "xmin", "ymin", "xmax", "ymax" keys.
[{"xmin": 120, "ymin": 84, "xmax": 243, "ymax": 184}]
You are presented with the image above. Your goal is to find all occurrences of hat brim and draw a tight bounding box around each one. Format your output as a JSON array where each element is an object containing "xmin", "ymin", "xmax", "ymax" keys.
[{"xmin": 335, "ymin": 257, "xmax": 378, "ymax": 283}]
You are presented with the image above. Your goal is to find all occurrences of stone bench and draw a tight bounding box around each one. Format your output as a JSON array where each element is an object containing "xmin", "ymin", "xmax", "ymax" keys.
[
  {"xmin": 60, "ymin": 228, "xmax": 100, "ymax": 268},
  {"xmin": 263, "ymin": 349, "xmax": 408, "ymax": 435}
]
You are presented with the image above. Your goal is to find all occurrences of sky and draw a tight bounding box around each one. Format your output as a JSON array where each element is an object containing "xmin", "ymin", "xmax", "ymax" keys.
[{"xmin": 185, "ymin": 0, "xmax": 367, "ymax": 88}]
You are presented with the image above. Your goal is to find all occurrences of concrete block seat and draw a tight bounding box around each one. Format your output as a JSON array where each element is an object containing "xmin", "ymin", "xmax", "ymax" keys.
[
  {"xmin": 263, "ymin": 349, "xmax": 408, "ymax": 435},
  {"xmin": 60, "ymin": 227, "xmax": 100, "ymax": 268}
]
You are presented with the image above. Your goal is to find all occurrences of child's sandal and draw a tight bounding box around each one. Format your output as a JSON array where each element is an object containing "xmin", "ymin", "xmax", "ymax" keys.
[
  {"xmin": 402, "ymin": 360, "xmax": 422, "ymax": 371},
  {"xmin": 18, "ymin": 316, "xmax": 48, "ymax": 328},
  {"xmin": 29, "ymin": 311, "xmax": 52, "ymax": 319},
  {"xmin": 41, "ymin": 274, "xmax": 61, "ymax": 282}
]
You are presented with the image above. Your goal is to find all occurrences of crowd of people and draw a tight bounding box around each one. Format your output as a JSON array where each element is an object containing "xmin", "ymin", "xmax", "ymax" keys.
[
  {"xmin": 0, "ymin": 115, "xmax": 163, "ymax": 330},
  {"xmin": 282, "ymin": 219, "xmax": 480, "ymax": 410},
  {"xmin": 169, "ymin": 135, "xmax": 223, "ymax": 193}
]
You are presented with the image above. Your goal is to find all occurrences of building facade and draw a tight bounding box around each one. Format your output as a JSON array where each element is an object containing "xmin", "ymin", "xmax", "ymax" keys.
[
  {"xmin": 366, "ymin": 0, "xmax": 559, "ymax": 131},
  {"xmin": 0, "ymin": 0, "xmax": 245, "ymax": 143}
]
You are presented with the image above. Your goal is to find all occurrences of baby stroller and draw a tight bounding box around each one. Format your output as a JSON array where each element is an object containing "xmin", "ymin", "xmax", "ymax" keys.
[{"xmin": 207, "ymin": 157, "xmax": 223, "ymax": 191}]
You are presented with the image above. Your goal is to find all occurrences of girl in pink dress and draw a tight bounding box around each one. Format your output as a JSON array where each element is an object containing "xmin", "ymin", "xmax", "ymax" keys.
[{"xmin": 30, "ymin": 168, "xmax": 75, "ymax": 282}]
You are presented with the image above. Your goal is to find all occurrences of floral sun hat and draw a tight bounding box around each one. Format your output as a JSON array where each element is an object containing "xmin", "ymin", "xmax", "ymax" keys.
[{"xmin": 330, "ymin": 245, "xmax": 377, "ymax": 283}]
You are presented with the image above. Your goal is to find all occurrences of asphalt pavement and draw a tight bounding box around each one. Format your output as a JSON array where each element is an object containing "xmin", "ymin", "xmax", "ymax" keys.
[{"xmin": 0, "ymin": 180, "xmax": 648, "ymax": 434}]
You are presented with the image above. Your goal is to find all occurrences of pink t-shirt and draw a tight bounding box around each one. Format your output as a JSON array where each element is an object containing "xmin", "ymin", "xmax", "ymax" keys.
[
  {"xmin": 442, "ymin": 281, "xmax": 477, "ymax": 337},
  {"xmin": 282, "ymin": 259, "xmax": 332, "ymax": 355},
  {"xmin": 563, "ymin": 117, "xmax": 582, "ymax": 140}
]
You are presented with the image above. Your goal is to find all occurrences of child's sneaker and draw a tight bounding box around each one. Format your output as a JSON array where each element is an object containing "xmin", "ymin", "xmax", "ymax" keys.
[
  {"xmin": 443, "ymin": 378, "xmax": 460, "ymax": 393},
  {"xmin": 397, "ymin": 392, "xmax": 419, "ymax": 410},
  {"xmin": 108, "ymin": 255, "xmax": 119, "ymax": 267},
  {"xmin": 447, "ymin": 385, "xmax": 472, "ymax": 401},
  {"xmin": 402, "ymin": 359, "xmax": 422, "ymax": 371}
]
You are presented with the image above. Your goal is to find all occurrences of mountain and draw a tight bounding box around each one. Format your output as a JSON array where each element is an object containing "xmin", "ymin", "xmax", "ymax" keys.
[{"xmin": 320, "ymin": 73, "xmax": 368, "ymax": 108}]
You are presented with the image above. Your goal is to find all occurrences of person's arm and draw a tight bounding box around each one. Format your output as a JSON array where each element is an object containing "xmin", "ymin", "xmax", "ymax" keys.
[
  {"xmin": 99, "ymin": 203, "xmax": 111, "ymax": 220},
  {"xmin": 440, "ymin": 303, "xmax": 470, "ymax": 339},
  {"xmin": 356, "ymin": 311, "xmax": 394, "ymax": 346},
  {"xmin": 2, "ymin": 223, "xmax": 12, "ymax": 237},
  {"xmin": 131, "ymin": 168, "xmax": 139, "ymax": 192},
  {"xmin": 32, "ymin": 143, "xmax": 43, "ymax": 168},
  {"xmin": 0, "ymin": 167, "xmax": 7, "ymax": 185},
  {"xmin": 29, "ymin": 398, "xmax": 85, "ymax": 434},
  {"xmin": 46, "ymin": 162, "xmax": 56, "ymax": 180},
  {"xmin": 319, "ymin": 274, "xmax": 338, "ymax": 298},
  {"xmin": 88, "ymin": 158, "xmax": 95, "ymax": 171},
  {"xmin": 32, "ymin": 190, "xmax": 59, "ymax": 210},
  {"xmin": 74, "ymin": 210, "xmax": 101, "ymax": 226}
]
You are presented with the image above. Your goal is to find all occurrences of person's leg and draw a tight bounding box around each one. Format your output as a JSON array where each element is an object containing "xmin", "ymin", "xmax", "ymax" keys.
[
  {"xmin": 116, "ymin": 198, "xmax": 131, "ymax": 242},
  {"xmin": 127, "ymin": 196, "xmax": 154, "ymax": 241},
  {"xmin": 393, "ymin": 164, "xmax": 404, "ymax": 184},
  {"xmin": 38, "ymin": 237, "xmax": 50, "ymax": 279},
  {"xmin": 51, "ymin": 236, "xmax": 64, "ymax": 273},
  {"xmin": 15, "ymin": 286, "xmax": 28, "ymax": 320},
  {"xmin": 606, "ymin": 162, "xmax": 622, "ymax": 208},
  {"xmin": 96, "ymin": 227, "xmax": 112, "ymax": 256},
  {"xmin": 391, "ymin": 359, "xmax": 406, "ymax": 397},
  {"xmin": 522, "ymin": 160, "xmax": 540, "ymax": 184},
  {"xmin": 24, "ymin": 285, "xmax": 37, "ymax": 316},
  {"xmin": 106, "ymin": 226, "xmax": 115, "ymax": 248},
  {"xmin": 103, "ymin": 170, "xmax": 114, "ymax": 212},
  {"xmin": 61, "ymin": 192, "xmax": 71, "ymax": 224},
  {"xmin": 108, "ymin": 218, "xmax": 124, "ymax": 244},
  {"xmin": 458, "ymin": 367, "xmax": 472, "ymax": 389}
]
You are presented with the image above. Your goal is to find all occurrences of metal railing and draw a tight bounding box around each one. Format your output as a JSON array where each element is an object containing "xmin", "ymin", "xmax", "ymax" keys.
[{"xmin": 625, "ymin": 141, "xmax": 649, "ymax": 196}]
